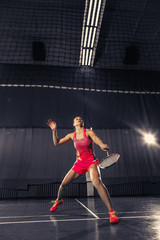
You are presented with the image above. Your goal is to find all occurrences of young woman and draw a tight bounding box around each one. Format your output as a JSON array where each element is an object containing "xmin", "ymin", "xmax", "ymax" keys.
[{"xmin": 47, "ymin": 116, "xmax": 118, "ymax": 223}]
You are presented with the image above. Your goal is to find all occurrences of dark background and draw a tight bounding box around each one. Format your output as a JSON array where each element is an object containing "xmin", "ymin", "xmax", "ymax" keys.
[{"xmin": 0, "ymin": 0, "xmax": 160, "ymax": 193}]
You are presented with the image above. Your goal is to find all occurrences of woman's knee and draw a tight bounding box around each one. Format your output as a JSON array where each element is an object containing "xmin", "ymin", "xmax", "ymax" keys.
[
  {"xmin": 60, "ymin": 182, "xmax": 68, "ymax": 189},
  {"xmin": 91, "ymin": 177, "xmax": 102, "ymax": 189}
]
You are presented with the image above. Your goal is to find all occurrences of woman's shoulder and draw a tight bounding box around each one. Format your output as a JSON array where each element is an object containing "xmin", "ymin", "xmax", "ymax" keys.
[
  {"xmin": 85, "ymin": 128, "xmax": 93, "ymax": 133},
  {"xmin": 85, "ymin": 128, "xmax": 93, "ymax": 137},
  {"xmin": 68, "ymin": 131, "xmax": 76, "ymax": 140}
]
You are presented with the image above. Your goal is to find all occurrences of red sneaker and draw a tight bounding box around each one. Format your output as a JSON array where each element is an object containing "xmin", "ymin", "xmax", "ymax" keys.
[
  {"xmin": 109, "ymin": 210, "xmax": 119, "ymax": 223},
  {"xmin": 50, "ymin": 199, "xmax": 63, "ymax": 212}
]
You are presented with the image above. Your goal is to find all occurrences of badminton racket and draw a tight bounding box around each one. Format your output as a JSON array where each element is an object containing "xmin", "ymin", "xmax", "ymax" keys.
[{"xmin": 99, "ymin": 150, "xmax": 120, "ymax": 169}]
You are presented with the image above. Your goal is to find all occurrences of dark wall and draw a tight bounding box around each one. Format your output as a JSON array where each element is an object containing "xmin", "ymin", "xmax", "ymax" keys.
[
  {"xmin": 0, "ymin": 64, "xmax": 160, "ymax": 189},
  {"xmin": 0, "ymin": 128, "xmax": 160, "ymax": 189},
  {"xmin": 1, "ymin": 64, "xmax": 160, "ymax": 129},
  {"xmin": 1, "ymin": 87, "xmax": 160, "ymax": 129}
]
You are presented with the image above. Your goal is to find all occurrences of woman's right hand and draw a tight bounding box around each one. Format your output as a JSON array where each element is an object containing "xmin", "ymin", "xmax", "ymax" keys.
[{"xmin": 47, "ymin": 119, "xmax": 57, "ymax": 131}]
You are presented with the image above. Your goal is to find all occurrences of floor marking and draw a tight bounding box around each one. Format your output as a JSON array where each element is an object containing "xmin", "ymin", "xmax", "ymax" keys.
[
  {"xmin": 96, "ymin": 211, "xmax": 160, "ymax": 215},
  {"xmin": 0, "ymin": 218, "xmax": 96, "ymax": 225},
  {"xmin": 118, "ymin": 216, "xmax": 160, "ymax": 219},
  {"xmin": 0, "ymin": 214, "xmax": 68, "ymax": 219},
  {"xmin": 1, "ymin": 215, "xmax": 160, "ymax": 225},
  {"xmin": 75, "ymin": 199, "xmax": 99, "ymax": 219}
]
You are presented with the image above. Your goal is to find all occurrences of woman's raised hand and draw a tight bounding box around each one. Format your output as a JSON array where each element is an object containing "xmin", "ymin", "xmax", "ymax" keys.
[{"xmin": 47, "ymin": 119, "xmax": 57, "ymax": 131}]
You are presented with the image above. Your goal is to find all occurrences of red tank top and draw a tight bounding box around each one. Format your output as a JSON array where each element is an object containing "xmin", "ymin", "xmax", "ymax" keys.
[{"xmin": 73, "ymin": 129, "xmax": 96, "ymax": 162}]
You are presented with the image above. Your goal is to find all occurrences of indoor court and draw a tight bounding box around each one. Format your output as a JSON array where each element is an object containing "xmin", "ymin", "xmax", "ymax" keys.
[
  {"xmin": 0, "ymin": 197, "xmax": 160, "ymax": 240},
  {"xmin": 0, "ymin": 0, "xmax": 160, "ymax": 239}
]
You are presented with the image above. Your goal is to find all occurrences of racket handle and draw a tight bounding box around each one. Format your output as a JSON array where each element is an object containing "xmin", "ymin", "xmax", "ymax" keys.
[{"xmin": 104, "ymin": 148, "xmax": 109, "ymax": 157}]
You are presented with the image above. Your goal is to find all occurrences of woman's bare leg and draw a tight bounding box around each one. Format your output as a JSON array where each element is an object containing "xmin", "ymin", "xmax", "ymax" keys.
[
  {"xmin": 57, "ymin": 169, "xmax": 80, "ymax": 200},
  {"xmin": 88, "ymin": 164, "xmax": 112, "ymax": 211}
]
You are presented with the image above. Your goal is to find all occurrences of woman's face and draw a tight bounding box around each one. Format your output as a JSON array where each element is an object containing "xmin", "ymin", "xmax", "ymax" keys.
[{"xmin": 73, "ymin": 116, "xmax": 84, "ymax": 127}]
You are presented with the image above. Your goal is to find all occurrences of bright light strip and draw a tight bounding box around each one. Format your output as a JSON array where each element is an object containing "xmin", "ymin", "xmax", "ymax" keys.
[
  {"xmin": 91, "ymin": 27, "xmax": 96, "ymax": 47},
  {"xmin": 88, "ymin": 49, "xmax": 93, "ymax": 65},
  {"xmin": 83, "ymin": 27, "xmax": 89, "ymax": 47},
  {"xmin": 79, "ymin": 0, "xmax": 107, "ymax": 66},
  {"xmin": 82, "ymin": 49, "xmax": 86, "ymax": 65},
  {"xmin": 87, "ymin": 27, "xmax": 93, "ymax": 47},
  {"xmin": 87, "ymin": 0, "xmax": 93, "ymax": 25},
  {"xmin": 95, "ymin": 0, "xmax": 101, "ymax": 26},
  {"xmin": 91, "ymin": 0, "xmax": 98, "ymax": 26},
  {"xmin": 85, "ymin": 49, "xmax": 89, "ymax": 65}
]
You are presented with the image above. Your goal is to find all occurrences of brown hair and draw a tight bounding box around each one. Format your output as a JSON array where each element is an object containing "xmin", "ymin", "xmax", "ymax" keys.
[{"xmin": 73, "ymin": 116, "xmax": 84, "ymax": 127}]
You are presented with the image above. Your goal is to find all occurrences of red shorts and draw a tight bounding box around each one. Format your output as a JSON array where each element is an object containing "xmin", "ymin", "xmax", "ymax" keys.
[{"xmin": 72, "ymin": 159, "xmax": 99, "ymax": 175}]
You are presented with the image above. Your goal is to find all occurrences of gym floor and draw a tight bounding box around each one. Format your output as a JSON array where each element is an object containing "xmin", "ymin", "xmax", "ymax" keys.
[{"xmin": 0, "ymin": 196, "xmax": 160, "ymax": 240}]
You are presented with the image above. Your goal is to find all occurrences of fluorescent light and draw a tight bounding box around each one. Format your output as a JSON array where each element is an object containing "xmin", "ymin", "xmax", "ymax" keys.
[
  {"xmin": 84, "ymin": 27, "xmax": 89, "ymax": 47},
  {"xmin": 91, "ymin": 0, "xmax": 97, "ymax": 26},
  {"xmin": 95, "ymin": 0, "xmax": 101, "ymax": 26},
  {"xmin": 79, "ymin": 0, "xmax": 106, "ymax": 66},
  {"xmin": 87, "ymin": 0, "xmax": 93, "ymax": 25},
  {"xmin": 85, "ymin": 49, "xmax": 89, "ymax": 65},
  {"xmin": 82, "ymin": 49, "xmax": 86, "ymax": 65},
  {"xmin": 88, "ymin": 49, "xmax": 93, "ymax": 65},
  {"xmin": 91, "ymin": 27, "xmax": 96, "ymax": 47},
  {"xmin": 87, "ymin": 27, "xmax": 93, "ymax": 47}
]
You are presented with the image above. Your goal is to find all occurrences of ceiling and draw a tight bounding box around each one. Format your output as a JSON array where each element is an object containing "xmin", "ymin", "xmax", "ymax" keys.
[{"xmin": 0, "ymin": 0, "xmax": 160, "ymax": 71}]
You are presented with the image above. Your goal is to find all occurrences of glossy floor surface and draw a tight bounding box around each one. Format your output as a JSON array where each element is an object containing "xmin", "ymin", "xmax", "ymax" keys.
[{"xmin": 0, "ymin": 196, "xmax": 160, "ymax": 240}]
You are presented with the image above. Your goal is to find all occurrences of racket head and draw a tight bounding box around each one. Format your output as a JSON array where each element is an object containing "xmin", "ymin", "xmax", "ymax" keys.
[{"xmin": 99, "ymin": 153, "xmax": 120, "ymax": 169}]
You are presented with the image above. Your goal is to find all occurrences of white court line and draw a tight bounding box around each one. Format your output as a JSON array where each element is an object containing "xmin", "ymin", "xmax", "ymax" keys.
[
  {"xmin": 0, "ymin": 218, "xmax": 96, "ymax": 225},
  {"xmin": 117, "ymin": 216, "xmax": 160, "ymax": 219},
  {"xmin": 0, "ymin": 214, "xmax": 67, "ymax": 219},
  {"xmin": 97, "ymin": 211, "xmax": 160, "ymax": 215},
  {"xmin": 75, "ymin": 199, "xmax": 99, "ymax": 219},
  {"xmin": 1, "ymin": 215, "xmax": 160, "ymax": 225}
]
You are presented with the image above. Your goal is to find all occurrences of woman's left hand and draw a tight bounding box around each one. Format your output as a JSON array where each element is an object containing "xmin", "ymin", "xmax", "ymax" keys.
[{"xmin": 100, "ymin": 144, "xmax": 109, "ymax": 151}]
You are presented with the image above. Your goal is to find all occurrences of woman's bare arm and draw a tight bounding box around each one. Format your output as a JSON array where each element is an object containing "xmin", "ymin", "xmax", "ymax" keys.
[
  {"xmin": 87, "ymin": 129, "xmax": 109, "ymax": 151},
  {"xmin": 47, "ymin": 119, "xmax": 73, "ymax": 146}
]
